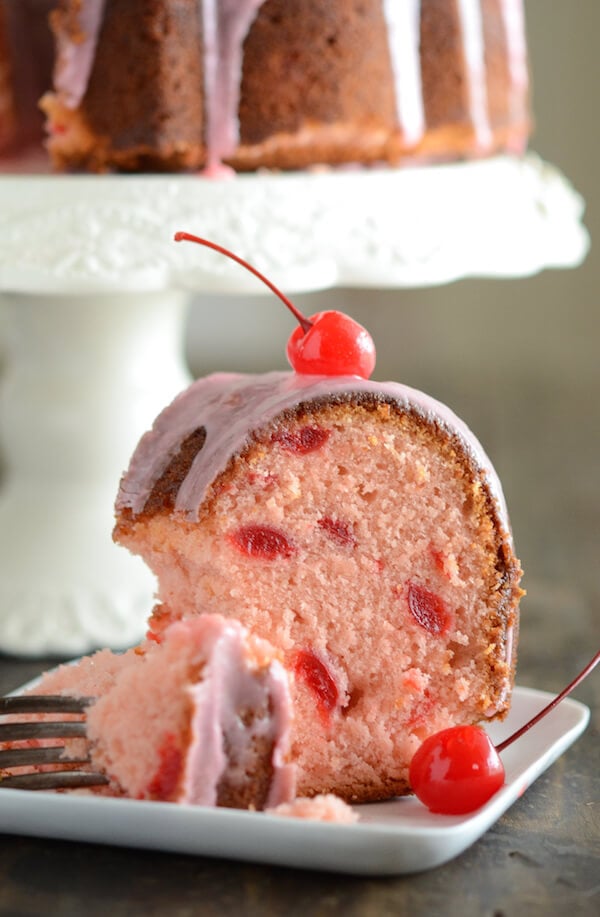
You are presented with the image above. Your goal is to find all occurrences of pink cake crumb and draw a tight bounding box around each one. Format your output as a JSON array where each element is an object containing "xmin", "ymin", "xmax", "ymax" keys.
[
  {"xmin": 33, "ymin": 647, "xmax": 143, "ymax": 698},
  {"xmin": 267, "ymin": 794, "xmax": 359, "ymax": 824}
]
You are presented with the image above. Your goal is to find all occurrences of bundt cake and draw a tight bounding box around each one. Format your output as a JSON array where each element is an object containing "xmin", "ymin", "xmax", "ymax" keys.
[
  {"xmin": 0, "ymin": 0, "xmax": 530, "ymax": 172},
  {"xmin": 114, "ymin": 371, "xmax": 523, "ymax": 803},
  {"xmin": 28, "ymin": 615, "xmax": 297, "ymax": 808}
]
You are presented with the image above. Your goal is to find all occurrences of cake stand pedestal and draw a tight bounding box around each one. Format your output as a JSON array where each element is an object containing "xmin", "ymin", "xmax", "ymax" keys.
[
  {"xmin": 0, "ymin": 290, "xmax": 190, "ymax": 655},
  {"xmin": 0, "ymin": 154, "xmax": 588, "ymax": 656}
]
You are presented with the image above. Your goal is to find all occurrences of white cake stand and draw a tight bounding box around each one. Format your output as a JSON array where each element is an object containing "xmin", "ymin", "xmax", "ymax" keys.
[{"xmin": 0, "ymin": 153, "xmax": 589, "ymax": 657}]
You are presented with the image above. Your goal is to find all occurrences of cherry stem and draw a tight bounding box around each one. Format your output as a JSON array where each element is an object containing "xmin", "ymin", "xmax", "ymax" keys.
[
  {"xmin": 174, "ymin": 231, "xmax": 313, "ymax": 334},
  {"xmin": 496, "ymin": 648, "xmax": 599, "ymax": 753}
]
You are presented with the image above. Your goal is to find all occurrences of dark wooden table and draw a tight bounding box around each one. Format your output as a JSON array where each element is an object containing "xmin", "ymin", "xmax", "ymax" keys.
[{"xmin": 0, "ymin": 327, "xmax": 598, "ymax": 916}]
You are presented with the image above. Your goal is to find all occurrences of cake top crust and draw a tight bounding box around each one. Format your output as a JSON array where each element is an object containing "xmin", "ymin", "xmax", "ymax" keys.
[{"xmin": 115, "ymin": 371, "xmax": 510, "ymax": 529}]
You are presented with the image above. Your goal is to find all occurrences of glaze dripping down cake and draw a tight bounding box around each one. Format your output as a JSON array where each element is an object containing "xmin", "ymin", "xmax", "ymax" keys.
[
  {"xmin": 114, "ymin": 372, "xmax": 523, "ymax": 803},
  {"xmin": 0, "ymin": 0, "xmax": 530, "ymax": 172}
]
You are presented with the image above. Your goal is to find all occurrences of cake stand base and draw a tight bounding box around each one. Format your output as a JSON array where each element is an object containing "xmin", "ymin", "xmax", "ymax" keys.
[{"xmin": 0, "ymin": 290, "xmax": 190, "ymax": 656}]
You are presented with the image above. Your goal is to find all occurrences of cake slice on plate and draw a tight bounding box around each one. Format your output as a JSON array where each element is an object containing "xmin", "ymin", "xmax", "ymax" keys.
[{"xmin": 114, "ymin": 371, "xmax": 523, "ymax": 802}]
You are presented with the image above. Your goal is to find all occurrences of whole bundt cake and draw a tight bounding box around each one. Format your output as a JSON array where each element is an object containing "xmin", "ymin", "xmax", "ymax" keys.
[{"xmin": 0, "ymin": 0, "xmax": 530, "ymax": 172}]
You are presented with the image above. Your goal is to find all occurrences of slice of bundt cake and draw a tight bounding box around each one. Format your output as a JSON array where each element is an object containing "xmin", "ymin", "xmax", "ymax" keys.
[{"xmin": 114, "ymin": 371, "xmax": 523, "ymax": 803}]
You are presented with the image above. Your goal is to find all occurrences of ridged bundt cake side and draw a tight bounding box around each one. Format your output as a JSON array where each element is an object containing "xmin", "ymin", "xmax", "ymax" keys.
[{"xmin": 37, "ymin": 0, "xmax": 530, "ymax": 172}]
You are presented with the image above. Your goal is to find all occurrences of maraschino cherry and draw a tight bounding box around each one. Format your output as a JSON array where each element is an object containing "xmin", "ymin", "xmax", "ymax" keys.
[
  {"xmin": 410, "ymin": 647, "xmax": 599, "ymax": 815},
  {"xmin": 174, "ymin": 232, "xmax": 376, "ymax": 379}
]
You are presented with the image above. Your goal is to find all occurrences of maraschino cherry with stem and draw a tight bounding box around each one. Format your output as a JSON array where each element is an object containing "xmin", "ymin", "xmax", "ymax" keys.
[
  {"xmin": 409, "ymin": 648, "xmax": 599, "ymax": 816},
  {"xmin": 174, "ymin": 232, "xmax": 376, "ymax": 379}
]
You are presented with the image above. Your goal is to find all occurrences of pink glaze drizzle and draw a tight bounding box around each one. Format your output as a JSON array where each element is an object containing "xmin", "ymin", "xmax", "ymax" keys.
[
  {"xmin": 499, "ymin": 0, "xmax": 529, "ymax": 98},
  {"xmin": 117, "ymin": 372, "xmax": 510, "ymax": 528},
  {"xmin": 381, "ymin": 0, "xmax": 424, "ymax": 146},
  {"xmin": 498, "ymin": 0, "xmax": 529, "ymax": 151},
  {"xmin": 201, "ymin": 0, "xmax": 266, "ymax": 170},
  {"xmin": 457, "ymin": 0, "xmax": 492, "ymax": 150},
  {"xmin": 181, "ymin": 616, "xmax": 296, "ymax": 807},
  {"xmin": 53, "ymin": 0, "xmax": 106, "ymax": 108}
]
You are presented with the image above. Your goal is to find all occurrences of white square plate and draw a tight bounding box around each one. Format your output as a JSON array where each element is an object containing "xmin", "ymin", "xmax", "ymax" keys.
[{"xmin": 0, "ymin": 685, "xmax": 589, "ymax": 875}]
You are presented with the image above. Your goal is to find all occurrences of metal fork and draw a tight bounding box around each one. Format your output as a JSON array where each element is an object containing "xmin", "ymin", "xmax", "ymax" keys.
[{"xmin": 0, "ymin": 695, "xmax": 109, "ymax": 790}]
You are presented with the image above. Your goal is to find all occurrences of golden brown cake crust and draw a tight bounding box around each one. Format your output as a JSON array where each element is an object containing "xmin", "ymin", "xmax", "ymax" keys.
[{"xmin": 238, "ymin": 0, "xmax": 398, "ymax": 144}]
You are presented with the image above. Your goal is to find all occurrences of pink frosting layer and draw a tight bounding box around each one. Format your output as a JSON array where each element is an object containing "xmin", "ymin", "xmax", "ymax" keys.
[
  {"xmin": 53, "ymin": 0, "xmax": 106, "ymax": 109},
  {"xmin": 180, "ymin": 616, "xmax": 296, "ymax": 807},
  {"xmin": 117, "ymin": 370, "xmax": 510, "ymax": 534},
  {"xmin": 201, "ymin": 0, "xmax": 266, "ymax": 169}
]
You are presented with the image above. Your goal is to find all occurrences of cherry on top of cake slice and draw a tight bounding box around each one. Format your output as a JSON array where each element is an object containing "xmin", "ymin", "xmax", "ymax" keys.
[{"xmin": 174, "ymin": 231, "xmax": 376, "ymax": 379}]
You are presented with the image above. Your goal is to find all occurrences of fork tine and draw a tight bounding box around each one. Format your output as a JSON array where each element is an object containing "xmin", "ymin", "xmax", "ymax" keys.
[
  {"xmin": 0, "ymin": 695, "xmax": 91, "ymax": 742},
  {"xmin": 0, "ymin": 721, "xmax": 88, "ymax": 741},
  {"xmin": 0, "ymin": 746, "xmax": 91, "ymax": 767},
  {"xmin": 0, "ymin": 693, "xmax": 107, "ymax": 792},
  {"xmin": 0, "ymin": 695, "xmax": 94, "ymax": 715},
  {"xmin": 0, "ymin": 771, "xmax": 109, "ymax": 790}
]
